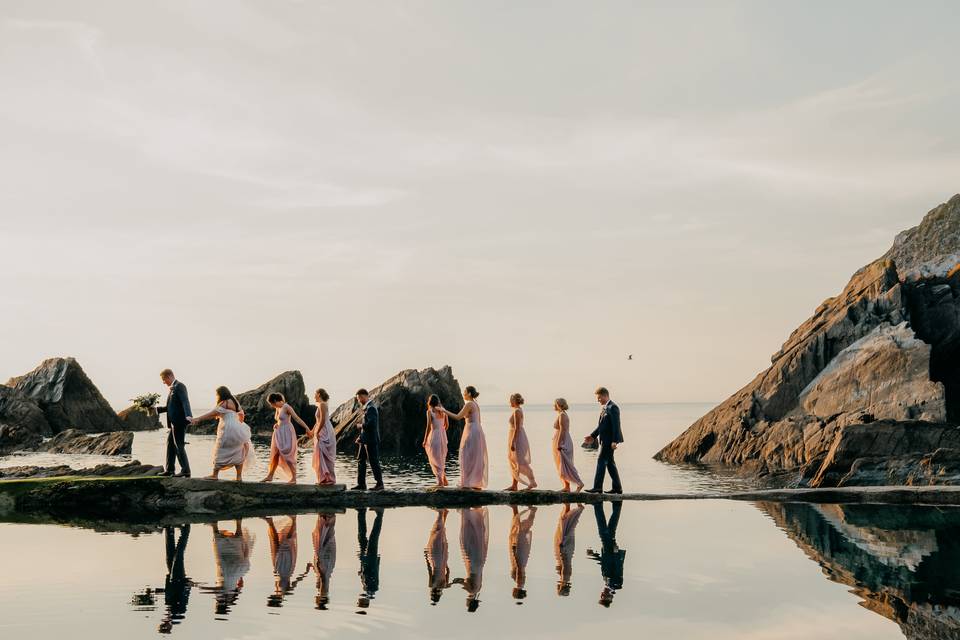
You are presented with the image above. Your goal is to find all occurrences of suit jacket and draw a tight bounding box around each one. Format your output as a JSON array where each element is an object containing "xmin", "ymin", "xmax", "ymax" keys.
[
  {"xmin": 358, "ymin": 402, "xmax": 381, "ymax": 447},
  {"xmin": 157, "ymin": 380, "xmax": 192, "ymax": 429},
  {"xmin": 590, "ymin": 401, "xmax": 624, "ymax": 449}
]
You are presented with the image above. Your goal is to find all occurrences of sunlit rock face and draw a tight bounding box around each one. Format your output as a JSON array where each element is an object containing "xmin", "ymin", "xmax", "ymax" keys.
[
  {"xmin": 0, "ymin": 385, "xmax": 51, "ymax": 452},
  {"xmin": 36, "ymin": 429, "xmax": 133, "ymax": 455},
  {"xmin": 656, "ymin": 195, "xmax": 960, "ymax": 486},
  {"xmin": 7, "ymin": 357, "xmax": 124, "ymax": 434},
  {"xmin": 331, "ymin": 366, "xmax": 463, "ymax": 455},
  {"xmin": 759, "ymin": 501, "xmax": 960, "ymax": 640}
]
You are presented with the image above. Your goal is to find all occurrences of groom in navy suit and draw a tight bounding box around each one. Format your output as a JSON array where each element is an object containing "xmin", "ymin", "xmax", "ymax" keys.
[
  {"xmin": 157, "ymin": 368, "xmax": 192, "ymax": 477},
  {"xmin": 352, "ymin": 388, "xmax": 384, "ymax": 491},
  {"xmin": 584, "ymin": 386, "xmax": 624, "ymax": 494}
]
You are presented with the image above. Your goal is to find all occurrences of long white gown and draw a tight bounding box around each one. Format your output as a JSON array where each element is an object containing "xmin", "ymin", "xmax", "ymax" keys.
[{"xmin": 212, "ymin": 406, "xmax": 253, "ymax": 471}]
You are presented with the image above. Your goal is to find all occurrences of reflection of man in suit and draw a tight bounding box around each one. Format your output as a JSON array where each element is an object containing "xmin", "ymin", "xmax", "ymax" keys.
[
  {"xmin": 356, "ymin": 507, "xmax": 384, "ymax": 609},
  {"xmin": 159, "ymin": 524, "xmax": 192, "ymax": 633},
  {"xmin": 587, "ymin": 502, "xmax": 625, "ymax": 608}
]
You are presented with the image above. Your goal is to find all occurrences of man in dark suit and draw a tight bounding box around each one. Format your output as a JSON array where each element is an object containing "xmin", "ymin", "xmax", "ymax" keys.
[
  {"xmin": 587, "ymin": 501, "xmax": 625, "ymax": 608},
  {"xmin": 352, "ymin": 388, "xmax": 384, "ymax": 491},
  {"xmin": 156, "ymin": 368, "xmax": 192, "ymax": 477},
  {"xmin": 356, "ymin": 507, "xmax": 384, "ymax": 609},
  {"xmin": 584, "ymin": 386, "xmax": 624, "ymax": 494},
  {"xmin": 158, "ymin": 524, "xmax": 192, "ymax": 633}
]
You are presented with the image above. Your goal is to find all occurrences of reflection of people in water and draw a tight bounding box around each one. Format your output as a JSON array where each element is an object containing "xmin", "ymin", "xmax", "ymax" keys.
[
  {"xmin": 554, "ymin": 503, "xmax": 584, "ymax": 596},
  {"xmin": 159, "ymin": 525, "xmax": 192, "ymax": 634},
  {"xmin": 509, "ymin": 505, "xmax": 537, "ymax": 600},
  {"xmin": 424, "ymin": 508, "xmax": 451, "ymax": 604},
  {"xmin": 587, "ymin": 501, "xmax": 626, "ymax": 607},
  {"xmin": 309, "ymin": 513, "xmax": 337, "ymax": 610},
  {"xmin": 356, "ymin": 507, "xmax": 383, "ymax": 611},
  {"xmin": 454, "ymin": 506, "xmax": 489, "ymax": 612},
  {"xmin": 201, "ymin": 519, "xmax": 254, "ymax": 616},
  {"xmin": 266, "ymin": 516, "xmax": 307, "ymax": 607}
]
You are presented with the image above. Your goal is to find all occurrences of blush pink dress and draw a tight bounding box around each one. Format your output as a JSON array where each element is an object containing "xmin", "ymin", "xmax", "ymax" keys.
[
  {"xmin": 268, "ymin": 516, "xmax": 299, "ymax": 599},
  {"xmin": 458, "ymin": 401, "xmax": 488, "ymax": 489},
  {"xmin": 509, "ymin": 506, "xmax": 537, "ymax": 593},
  {"xmin": 459, "ymin": 506, "xmax": 489, "ymax": 606},
  {"xmin": 271, "ymin": 404, "xmax": 298, "ymax": 481},
  {"xmin": 312, "ymin": 405, "xmax": 337, "ymax": 484},
  {"xmin": 554, "ymin": 504, "xmax": 584, "ymax": 592},
  {"xmin": 508, "ymin": 408, "xmax": 536, "ymax": 487},
  {"xmin": 553, "ymin": 411, "xmax": 583, "ymax": 487},
  {"xmin": 425, "ymin": 409, "xmax": 449, "ymax": 484},
  {"xmin": 312, "ymin": 513, "xmax": 336, "ymax": 603},
  {"xmin": 425, "ymin": 509, "xmax": 450, "ymax": 598}
]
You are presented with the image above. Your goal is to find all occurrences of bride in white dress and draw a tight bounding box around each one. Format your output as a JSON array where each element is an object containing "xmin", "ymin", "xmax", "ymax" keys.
[{"xmin": 190, "ymin": 386, "xmax": 253, "ymax": 481}]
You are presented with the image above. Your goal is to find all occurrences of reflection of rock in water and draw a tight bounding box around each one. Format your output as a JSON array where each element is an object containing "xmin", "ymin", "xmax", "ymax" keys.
[{"xmin": 759, "ymin": 502, "xmax": 960, "ymax": 639}]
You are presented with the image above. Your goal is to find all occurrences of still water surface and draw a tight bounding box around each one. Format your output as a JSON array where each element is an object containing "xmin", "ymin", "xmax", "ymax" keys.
[{"xmin": 2, "ymin": 501, "xmax": 958, "ymax": 639}]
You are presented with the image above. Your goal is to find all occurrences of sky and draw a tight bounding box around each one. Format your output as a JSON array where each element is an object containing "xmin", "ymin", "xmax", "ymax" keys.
[{"xmin": 1, "ymin": 0, "xmax": 958, "ymax": 409}]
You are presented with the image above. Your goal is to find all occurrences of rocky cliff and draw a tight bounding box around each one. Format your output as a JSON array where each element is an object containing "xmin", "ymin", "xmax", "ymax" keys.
[
  {"xmin": 8, "ymin": 357, "xmax": 125, "ymax": 434},
  {"xmin": 656, "ymin": 195, "xmax": 960, "ymax": 485},
  {"xmin": 0, "ymin": 385, "xmax": 52, "ymax": 452},
  {"xmin": 331, "ymin": 366, "xmax": 464, "ymax": 455}
]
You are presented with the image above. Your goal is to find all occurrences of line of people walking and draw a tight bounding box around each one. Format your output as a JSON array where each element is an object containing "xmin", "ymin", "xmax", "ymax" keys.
[{"xmin": 156, "ymin": 367, "xmax": 625, "ymax": 494}]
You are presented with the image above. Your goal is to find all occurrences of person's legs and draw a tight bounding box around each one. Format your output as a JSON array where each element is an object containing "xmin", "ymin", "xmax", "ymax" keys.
[
  {"xmin": 355, "ymin": 446, "xmax": 369, "ymax": 489},
  {"xmin": 368, "ymin": 445, "xmax": 384, "ymax": 487},
  {"xmin": 262, "ymin": 452, "xmax": 280, "ymax": 482},
  {"xmin": 592, "ymin": 450, "xmax": 608, "ymax": 490},
  {"xmin": 606, "ymin": 451, "xmax": 622, "ymax": 493},
  {"xmin": 165, "ymin": 429, "xmax": 177, "ymax": 474},
  {"xmin": 173, "ymin": 424, "xmax": 191, "ymax": 476}
]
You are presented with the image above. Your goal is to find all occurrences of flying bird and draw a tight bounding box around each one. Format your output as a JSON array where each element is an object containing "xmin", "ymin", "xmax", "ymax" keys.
[{"xmin": 627, "ymin": 354, "xmax": 633, "ymax": 360}]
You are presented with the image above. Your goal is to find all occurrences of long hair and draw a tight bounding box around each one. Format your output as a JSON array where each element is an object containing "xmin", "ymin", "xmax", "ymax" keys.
[
  {"xmin": 427, "ymin": 394, "xmax": 440, "ymax": 408},
  {"xmin": 216, "ymin": 386, "xmax": 241, "ymax": 411}
]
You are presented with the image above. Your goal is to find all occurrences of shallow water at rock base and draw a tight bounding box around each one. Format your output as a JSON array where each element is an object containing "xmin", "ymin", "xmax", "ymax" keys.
[{"xmin": 2, "ymin": 500, "xmax": 959, "ymax": 639}]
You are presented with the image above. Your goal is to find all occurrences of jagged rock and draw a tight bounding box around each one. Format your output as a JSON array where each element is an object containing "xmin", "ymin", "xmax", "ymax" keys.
[
  {"xmin": 37, "ymin": 429, "xmax": 134, "ymax": 455},
  {"xmin": 190, "ymin": 370, "xmax": 311, "ymax": 435},
  {"xmin": 656, "ymin": 195, "xmax": 960, "ymax": 483},
  {"xmin": 8, "ymin": 357, "xmax": 124, "ymax": 433},
  {"xmin": 0, "ymin": 460, "xmax": 163, "ymax": 479},
  {"xmin": 331, "ymin": 366, "xmax": 464, "ymax": 455},
  {"xmin": 118, "ymin": 405, "xmax": 162, "ymax": 431},
  {"xmin": 800, "ymin": 322, "xmax": 946, "ymax": 424},
  {"xmin": 0, "ymin": 385, "xmax": 52, "ymax": 452}
]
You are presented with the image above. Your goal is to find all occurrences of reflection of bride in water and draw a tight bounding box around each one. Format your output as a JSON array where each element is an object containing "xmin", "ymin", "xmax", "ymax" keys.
[
  {"xmin": 454, "ymin": 506, "xmax": 489, "ymax": 612},
  {"xmin": 200, "ymin": 519, "xmax": 254, "ymax": 616},
  {"xmin": 509, "ymin": 505, "xmax": 537, "ymax": 600},
  {"xmin": 308, "ymin": 513, "xmax": 337, "ymax": 610},
  {"xmin": 265, "ymin": 516, "xmax": 308, "ymax": 607},
  {"xmin": 554, "ymin": 503, "xmax": 584, "ymax": 596},
  {"xmin": 424, "ymin": 508, "xmax": 451, "ymax": 603}
]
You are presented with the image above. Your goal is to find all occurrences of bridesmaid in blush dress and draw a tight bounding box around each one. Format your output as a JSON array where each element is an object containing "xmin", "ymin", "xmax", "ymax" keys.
[
  {"xmin": 552, "ymin": 398, "xmax": 584, "ymax": 492},
  {"xmin": 455, "ymin": 506, "xmax": 489, "ymax": 612},
  {"xmin": 442, "ymin": 386, "xmax": 488, "ymax": 490},
  {"xmin": 309, "ymin": 389, "xmax": 337, "ymax": 485},
  {"xmin": 202, "ymin": 519, "xmax": 254, "ymax": 616},
  {"xmin": 262, "ymin": 393, "xmax": 309, "ymax": 484},
  {"xmin": 423, "ymin": 394, "xmax": 449, "ymax": 487},
  {"xmin": 554, "ymin": 503, "xmax": 585, "ymax": 596},
  {"xmin": 265, "ymin": 515, "xmax": 306, "ymax": 607},
  {"xmin": 508, "ymin": 505, "xmax": 537, "ymax": 600},
  {"xmin": 310, "ymin": 513, "xmax": 337, "ymax": 609},
  {"xmin": 505, "ymin": 393, "xmax": 537, "ymax": 491},
  {"xmin": 424, "ymin": 508, "xmax": 450, "ymax": 603}
]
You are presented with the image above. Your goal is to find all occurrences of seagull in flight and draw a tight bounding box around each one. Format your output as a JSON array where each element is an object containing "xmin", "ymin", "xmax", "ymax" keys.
[{"xmin": 627, "ymin": 354, "xmax": 633, "ymax": 360}]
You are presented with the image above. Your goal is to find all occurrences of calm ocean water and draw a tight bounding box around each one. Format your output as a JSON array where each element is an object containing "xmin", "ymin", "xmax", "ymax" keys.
[{"xmin": 0, "ymin": 403, "xmax": 756, "ymax": 493}]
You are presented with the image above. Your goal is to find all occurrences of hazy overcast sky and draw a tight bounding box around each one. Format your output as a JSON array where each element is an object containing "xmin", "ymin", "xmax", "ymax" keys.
[{"xmin": 1, "ymin": 1, "xmax": 958, "ymax": 409}]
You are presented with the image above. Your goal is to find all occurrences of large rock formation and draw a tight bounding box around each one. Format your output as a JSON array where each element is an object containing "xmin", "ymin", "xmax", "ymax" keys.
[
  {"xmin": 656, "ymin": 195, "xmax": 960, "ymax": 484},
  {"xmin": 117, "ymin": 405, "xmax": 162, "ymax": 431},
  {"xmin": 36, "ymin": 429, "xmax": 134, "ymax": 455},
  {"xmin": 8, "ymin": 357, "xmax": 124, "ymax": 433},
  {"xmin": 331, "ymin": 366, "xmax": 464, "ymax": 455},
  {"xmin": 0, "ymin": 385, "xmax": 52, "ymax": 452},
  {"xmin": 760, "ymin": 501, "xmax": 960, "ymax": 640},
  {"xmin": 190, "ymin": 370, "xmax": 312, "ymax": 435}
]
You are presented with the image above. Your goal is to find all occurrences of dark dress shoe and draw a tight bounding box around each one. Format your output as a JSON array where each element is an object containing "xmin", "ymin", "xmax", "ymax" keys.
[
  {"xmin": 174, "ymin": 472, "xmax": 191, "ymax": 478},
  {"xmin": 585, "ymin": 488, "xmax": 603, "ymax": 494},
  {"xmin": 159, "ymin": 471, "xmax": 174, "ymax": 477},
  {"xmin": 607, "ymin": 489, "xmax": 623, "ymax": 494},
  {"xmin": 372, "ymin": 484, "xmax": 385, "ymax": 491},
  {"xmin": 350, "ymin": 485, "xmax": 367, "ymax": 491}
]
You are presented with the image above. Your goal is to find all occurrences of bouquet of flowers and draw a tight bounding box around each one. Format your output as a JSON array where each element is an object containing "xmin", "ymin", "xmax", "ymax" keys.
[{"xmin": 131, "ymin": 392, "xmax": 161, "ymax": 415}]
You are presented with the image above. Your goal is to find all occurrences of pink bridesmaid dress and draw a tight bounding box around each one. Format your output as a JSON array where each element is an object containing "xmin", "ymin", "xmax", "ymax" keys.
[
  {"xmin": 459, "ymin": 506, "xmax": 489, "ymax": 607},
  {"xmin": 553, "ymin": 411, "xmax": 584, "ymax": 487},
  {"xmin": 312, "ymin": 513, "xmax": 336, "ymax": 605},
  {"xmin": 508, "ymin": 408, "xmax": 536, "ymax": 487},
  {"xmin": 458, "ymin": 402, "xmax": 489, "ymax": 489},
  {"xmin": 554, "ymin": 503, "xmax": 584, "ymax": 593},
  {"xmin": 425, "ymin": 409, "xmax": 449, "ymax": 485},
  {"xmin": 425, "ymin": 509, "xmax": 450, "ymax": 599},
  {"xmin": 312, "ymin": 406, "xmax": 337, "ymax": 484},
  {"xmin": 268, "ymin": 516, "xmax": 299, "ymax": 600},
  {"xmin": 509, "ymin": 506, "xmax": 536, "ymax": 595},
  {"xmin": 271, "ymin": 404, "xmax": 298, "ymax": 481}
]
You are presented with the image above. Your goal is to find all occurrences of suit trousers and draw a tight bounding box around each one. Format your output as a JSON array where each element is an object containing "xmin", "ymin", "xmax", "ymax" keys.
[{"xmin": 165, "ymin": 423, "xmax": 191, "ymax": 475}]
